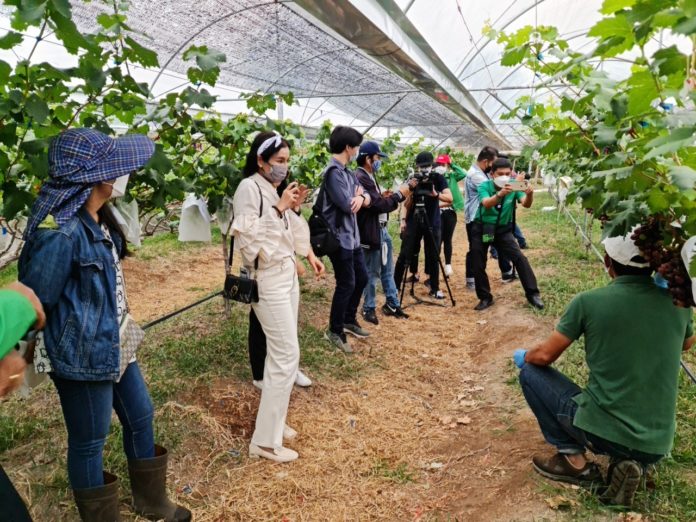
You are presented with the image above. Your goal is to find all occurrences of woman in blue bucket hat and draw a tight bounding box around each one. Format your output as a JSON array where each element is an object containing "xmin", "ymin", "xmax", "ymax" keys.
[{"xmin": 19, "ymin": 129, "xmax": 191, "ymax": 522}]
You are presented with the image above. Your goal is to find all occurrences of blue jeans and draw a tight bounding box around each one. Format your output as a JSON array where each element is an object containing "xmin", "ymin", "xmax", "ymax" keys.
[
  {"xmin": 51, "ymin": 362, "xmax": 155, "ymax": 489},
  {"xmin": 328, "ymin": 247, "xmax": 369, "ymax": 335},
  {"xmin": 519, "ymin": 364, "xmax": 662, "ymax": 464},
  {"xmin": 363, "ymin": 228, "xmax": 400, "ymax": 312}
]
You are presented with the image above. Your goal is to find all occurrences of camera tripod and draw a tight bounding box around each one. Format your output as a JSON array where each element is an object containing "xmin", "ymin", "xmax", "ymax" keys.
[{"xmin": 397, "ymin": 200, "xmax": 456, "ymax": 308}]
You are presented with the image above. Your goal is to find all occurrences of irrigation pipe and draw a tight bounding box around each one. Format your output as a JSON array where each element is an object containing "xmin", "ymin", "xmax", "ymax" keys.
[
  {"xmin": 548, "ymin": 186, "xmax": 696, "ymax": 385},
  {"xmin": 141, "ymin": 290, "xmax": 223, "ymax": 331}
]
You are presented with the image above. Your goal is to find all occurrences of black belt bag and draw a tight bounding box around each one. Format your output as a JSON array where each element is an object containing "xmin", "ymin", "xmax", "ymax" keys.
[{"xmin": 223, "ymin": 182, "xmax": 263, "ymax": 304}]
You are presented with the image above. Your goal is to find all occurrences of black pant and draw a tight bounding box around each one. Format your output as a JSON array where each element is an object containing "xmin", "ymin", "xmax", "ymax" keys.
[
  {"xmin": 440, "ymin": 209, "xmax": 457, "ymax": 264},
  {"xmin": 469, "ymin": 222, "xmax": 539, "ymax": 301},
  {"xmin": 465, "ymin": 222, "xmax": 512, "ymax": 280},
  {"xmin": 395, "ymin": 219, "xmax": 441, "ymax": 293},
  {"xmin": 0, "ymin": 465, "xmax": 32, "ymax": 522},
  {"xmin": 248, "ymin": 309, "xmax": 266, "ymax": 381},
  {"xmin": 328, "ymin": 247, "xmax": 368, "ymax": 336}
]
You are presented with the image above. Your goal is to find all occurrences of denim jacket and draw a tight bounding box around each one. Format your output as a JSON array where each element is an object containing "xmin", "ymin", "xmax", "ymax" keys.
[{"xmin": 18, "ymin": 208, "xmax": 122, "ymax": 381}]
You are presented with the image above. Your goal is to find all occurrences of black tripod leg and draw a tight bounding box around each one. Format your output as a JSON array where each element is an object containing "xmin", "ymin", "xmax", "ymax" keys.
[{"xmin": 421, "ymin": 213, "xmax": 456, "ymax": 307}]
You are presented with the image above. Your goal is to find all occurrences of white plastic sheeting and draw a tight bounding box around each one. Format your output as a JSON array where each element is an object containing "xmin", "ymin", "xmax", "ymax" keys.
[
  {"xmin": 113, "ymin": 199, "xmax": 142, "ymax": 248},
  {"xmin": 179, "ymin": 195, "xmax": 213, "ymax": 242}
]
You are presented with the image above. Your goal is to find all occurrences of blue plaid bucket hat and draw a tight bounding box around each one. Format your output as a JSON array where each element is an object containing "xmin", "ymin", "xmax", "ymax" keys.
[{"xmin": 25, "ymin": 128, "xmax": 154, "ymax": 237}]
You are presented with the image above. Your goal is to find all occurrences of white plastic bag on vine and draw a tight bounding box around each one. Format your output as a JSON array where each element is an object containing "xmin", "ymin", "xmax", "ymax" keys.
[
  {"xmin": 113, "ymin": 199, "xmax": 142, "ymax": 247},
  {"xmin": 179, "ymin": 195, "xmax": 212, "ymax": 242}
]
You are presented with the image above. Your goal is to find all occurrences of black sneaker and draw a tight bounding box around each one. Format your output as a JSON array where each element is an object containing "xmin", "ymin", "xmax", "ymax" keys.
[
  {"xmin": 527, "ymin": 294, "xmax": 544, "ymax": 310},
  {"xmin": 362, "ymin": 309, "xmax": 379, "ymax": 325},
  {"xmin": 407, "ymin": 273, "xmax": 420, "ymax": 283},
  {"xmin": 501, "ymin": 272, "xmax": 517, "ymax": 284},
  {"xmin": 382, "ymin": 303, "xmax": 409, "ymax": 319},
  {"xmin": 474, "ymin": 298, "xmax": 494, "ymax": 311}
]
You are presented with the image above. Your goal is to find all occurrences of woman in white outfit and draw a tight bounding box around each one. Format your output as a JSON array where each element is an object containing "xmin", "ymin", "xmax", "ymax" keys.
[{"xmin": 232, "ymin": 131, "xmax": 324, "ymax": 463}]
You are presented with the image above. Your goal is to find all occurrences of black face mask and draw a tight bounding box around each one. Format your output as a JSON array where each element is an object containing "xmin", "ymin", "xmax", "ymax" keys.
[{"xmin": 484, "ymin": 165, "xmax": 492, "ymax": 174}]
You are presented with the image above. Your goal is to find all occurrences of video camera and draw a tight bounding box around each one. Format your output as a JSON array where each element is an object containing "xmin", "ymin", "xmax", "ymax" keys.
[{"xmin": 410, "ymin": 166, "xmax": 435, "ymax": 199}]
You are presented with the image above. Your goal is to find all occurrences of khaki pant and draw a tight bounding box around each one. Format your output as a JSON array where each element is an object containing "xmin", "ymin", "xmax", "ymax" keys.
[{"xmin": 250, "ymin": 258, "xmax": 300, "ymax": 449}]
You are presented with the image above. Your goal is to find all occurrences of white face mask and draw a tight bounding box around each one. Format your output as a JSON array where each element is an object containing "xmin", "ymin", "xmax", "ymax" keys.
[
  {"xmin": 110, "ymin": 174, "xmax": 130, "ymax": 198},
  {"xmin": 493, "ymin": 175, "xmax": 510, "ymax": 188},
  {"xmin": 434, "ymin": 166, "xmax": 447, "ymax": 175}
]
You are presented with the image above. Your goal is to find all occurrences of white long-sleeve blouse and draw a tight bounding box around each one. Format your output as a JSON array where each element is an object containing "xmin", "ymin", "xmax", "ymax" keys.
[{"xmin": 231, "ymin": 173, "xmax": 310, "ymax": 270}]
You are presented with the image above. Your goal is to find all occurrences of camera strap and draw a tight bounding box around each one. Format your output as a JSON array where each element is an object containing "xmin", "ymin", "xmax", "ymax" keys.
[{"xmin": 228, "ymin": 181, "xmax": 263, "ymax": 273}]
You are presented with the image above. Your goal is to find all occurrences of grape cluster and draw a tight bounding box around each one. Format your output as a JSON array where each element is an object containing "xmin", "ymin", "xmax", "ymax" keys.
[{"xmin": 632, "ymin": 219, "xmax": 694, "ymax": 308}]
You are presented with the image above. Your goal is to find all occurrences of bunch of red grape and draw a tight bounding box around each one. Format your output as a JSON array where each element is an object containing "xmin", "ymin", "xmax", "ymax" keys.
[{"xmin": 632, "ymin": 218, "xmax": 694, "ymax": 307}]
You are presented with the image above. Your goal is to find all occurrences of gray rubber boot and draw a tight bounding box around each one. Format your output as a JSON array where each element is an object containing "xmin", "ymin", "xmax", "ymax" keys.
[
  {"xmin": 73, "ymin": 471, "xmax": 121, "ymax": 522},
  {"xmin": 128, "ymin": 445, "xmax": 191, "ymax": 522}
]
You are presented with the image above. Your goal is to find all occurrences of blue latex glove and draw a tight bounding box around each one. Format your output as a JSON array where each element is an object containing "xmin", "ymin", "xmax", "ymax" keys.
[
  {"xmin": 513, "ymin": 349, "xmax": 527, "ymax": 369},
  {"xmin": 654, "ymin": 273, "xmax": 669, "ymax": 290}
]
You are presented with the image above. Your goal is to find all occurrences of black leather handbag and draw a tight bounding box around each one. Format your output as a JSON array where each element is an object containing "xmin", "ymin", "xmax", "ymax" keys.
[
  {"xmin": 309, "ymin": 167, "xmax": 341, "ymax": 257},
  {"xmin": 223, "ymin": 182, "xmax": 263, "ymax": 304}
]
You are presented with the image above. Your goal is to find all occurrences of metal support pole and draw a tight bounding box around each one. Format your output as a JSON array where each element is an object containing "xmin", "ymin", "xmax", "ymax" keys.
[{"xmin": 362, "ymin": 94, "xmax": 410, "ymax": 135}]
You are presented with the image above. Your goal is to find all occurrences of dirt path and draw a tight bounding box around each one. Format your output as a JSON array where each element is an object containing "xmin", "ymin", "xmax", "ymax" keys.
[{"xmin": 118, "ymin": 225, "xmax": 570, "ymax": 521}]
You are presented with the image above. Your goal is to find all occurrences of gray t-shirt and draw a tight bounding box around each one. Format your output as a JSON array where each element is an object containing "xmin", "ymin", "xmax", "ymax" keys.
[{"xmin": 464, "ymin": 163, "xmax": 490, "ymax": 224}]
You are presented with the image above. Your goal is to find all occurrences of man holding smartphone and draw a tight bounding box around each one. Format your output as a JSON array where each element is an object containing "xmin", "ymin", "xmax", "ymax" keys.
[{"xmin": 469, "ymin": 158, "xmax": 543, "ymax": 311}]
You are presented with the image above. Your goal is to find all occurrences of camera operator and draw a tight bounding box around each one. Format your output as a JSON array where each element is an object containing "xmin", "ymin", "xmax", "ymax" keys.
[
  {"xmin": 356, "ymin": 141, "xmax": 411, "ymax": 324},
  {"xmin": 394, "ymin": 151, "xmax": 452, "ymax": 300},
  {"xmin": 470, "ymin": 158, "xmax": 544, "ymax": 311}
]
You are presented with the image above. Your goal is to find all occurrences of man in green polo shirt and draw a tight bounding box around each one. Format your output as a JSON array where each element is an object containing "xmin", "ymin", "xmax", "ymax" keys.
[
  {"xmin": 513, "ymin": 233, "xmax": 695, "ymax": 508},
  {"xmin": 470, "ymin": 157, "xmax": 543, "ymax": 311}
]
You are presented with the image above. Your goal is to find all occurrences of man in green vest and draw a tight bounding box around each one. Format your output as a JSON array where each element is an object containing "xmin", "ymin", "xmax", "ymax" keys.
[
  {"xmin": 513, "ymin": 233, "xmax": 695, "ymax": 507},
  {"xmin": 470, "ymin": 157, "xmax": 543, "ymax": 310}
]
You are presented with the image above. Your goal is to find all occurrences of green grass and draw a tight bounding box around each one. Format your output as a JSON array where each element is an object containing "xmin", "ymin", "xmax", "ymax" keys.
[
  {"xmin": 369, "ymin": 458, "xmax": 417, "ymax": 484},
  {"xmin": 515, "ymin": 190, "xmax": 696, "ymax": 520},
  {"xmin": 135, "ymin": 227, "xmax": 222, "ymax": 260}
]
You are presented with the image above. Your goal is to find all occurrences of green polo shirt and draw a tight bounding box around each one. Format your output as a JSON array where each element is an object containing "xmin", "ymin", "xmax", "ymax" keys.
[
  {"xmin": 556, "ymin": 276, "xmax": 694, "ymax": 455},
  {"xmin": 475, "ymin": 179, "xmax": 523, "ymax": 226},
  {"xmin": 0, "ymin": 289, "xmax": 37, "ymax": 359}
]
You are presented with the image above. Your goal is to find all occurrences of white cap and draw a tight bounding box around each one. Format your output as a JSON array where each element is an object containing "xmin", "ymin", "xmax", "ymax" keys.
[
  {"xmin": 681, "ymin": 236, "xmax": 696, "ymax": 305},
  {"xmin": 602, "ymin": 232, "xmax": 650, "ymax": 268}
]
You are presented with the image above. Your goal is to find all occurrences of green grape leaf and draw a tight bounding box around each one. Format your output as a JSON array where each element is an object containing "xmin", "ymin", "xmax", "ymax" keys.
[
  {"xmin": 0, "ymin": 31, "xmax": 23, "ymax": 49},
  {"xmin": 674, "ymin": 15, "xmax": 696, "ymax": 35},
  {"xmin": 653, "ymin": 46, "xmax": 686, "ymax": 76},
  {"xmin": 182, "ymin": 45, "xmax": 226, "ymax": 71},
  {"xmin": 124, "ymin": 37, "xmax": 159, "ymax": 68},
  {"xmin": 669, "ymin": 166, "xmax": 696, "ymax": 190},
  {"xmin": 25, "ymin": 94, "xmax": 50, "ymax": 124},
  {"xmin": 600, "ymin": 0, "xmax": 636, "ymax": 14},
  {"xmin": 645, "ymin": 127, "xmax": 696, "ymax": 159},
  {"xmin": 49, "ymin": 0, "xmax": 71, "ymax": 19}
]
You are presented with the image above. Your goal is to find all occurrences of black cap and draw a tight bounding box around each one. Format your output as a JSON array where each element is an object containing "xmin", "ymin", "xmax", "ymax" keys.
[{"xmin": 415, "ymin": 151, "xmax": 433, "ymax": 167}]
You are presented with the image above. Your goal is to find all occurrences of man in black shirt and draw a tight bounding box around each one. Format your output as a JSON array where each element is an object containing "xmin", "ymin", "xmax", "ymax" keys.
[{"xmin": 394, "ymin": 151, "xmax": 452, "ymax": 299}]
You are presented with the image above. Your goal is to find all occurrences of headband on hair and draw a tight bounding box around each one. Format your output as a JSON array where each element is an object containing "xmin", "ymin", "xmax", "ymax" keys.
[{"xmin": 257, "ymin": 132, "xmax": 283, "ymax": 157}]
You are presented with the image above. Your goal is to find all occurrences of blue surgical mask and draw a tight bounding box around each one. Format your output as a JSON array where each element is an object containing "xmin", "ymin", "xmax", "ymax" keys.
[{"xmin": 373, "ymin": 159, "xmax": 382, "ymax": 172}]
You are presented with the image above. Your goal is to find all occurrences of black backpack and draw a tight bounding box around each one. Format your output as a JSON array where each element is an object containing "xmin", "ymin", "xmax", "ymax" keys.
[{"xmin": 308, "ymin": 167, "xmax": 341, "ymax": 257}]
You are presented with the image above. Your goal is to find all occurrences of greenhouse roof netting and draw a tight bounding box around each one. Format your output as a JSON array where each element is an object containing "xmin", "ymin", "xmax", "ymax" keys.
[
  {"xmin": 3, "ymin": 0, "xmax": 664, "ymax": 150},
  {"xmin": 64, "ymin": 0, "xmax": 514, "ymax": 150}
]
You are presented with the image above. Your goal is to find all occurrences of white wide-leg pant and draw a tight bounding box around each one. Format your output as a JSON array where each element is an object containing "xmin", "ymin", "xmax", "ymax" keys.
[{"xmin": 250, "ymin": 258, "xmax": 300, "ymax": 449}]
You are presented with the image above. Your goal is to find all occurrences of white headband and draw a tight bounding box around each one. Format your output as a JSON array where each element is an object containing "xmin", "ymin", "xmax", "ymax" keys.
[{"xmin": 257, "ymin": 132, "xmax": 283, "ymax": 157}]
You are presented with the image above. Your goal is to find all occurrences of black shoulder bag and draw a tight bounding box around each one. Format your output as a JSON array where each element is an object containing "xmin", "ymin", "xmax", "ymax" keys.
[
  {"xmin": 308, "ymin": 167, "xmax": 341, "ymax": 257},
  {"xmin": 223, "ymin": 182, "xmax": 263, "ymax": 304}
]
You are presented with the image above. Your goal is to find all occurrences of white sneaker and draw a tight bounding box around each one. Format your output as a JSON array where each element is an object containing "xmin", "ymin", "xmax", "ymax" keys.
[
  {"xmin": 283, "ymin": 424, "xmax": 297, "ymax": 441},
  {"xmin": 249, "ymin": 443, "xmax": 298, "ymax": 463},
  {"xmin": 444, "ymin": 264, "xmax": 453, "ymax": 277},
  {"xmin": 252, "ymin": 380, "xmax": 263, "ymax": 390},
  {"xmin": 295, "ymin": 370, "xmax": 312, "ymax": 387}
]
